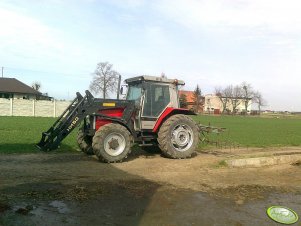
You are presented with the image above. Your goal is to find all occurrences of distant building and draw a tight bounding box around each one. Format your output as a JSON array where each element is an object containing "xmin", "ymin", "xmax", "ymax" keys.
[
  {"xmin": 178, "ymin": 90, "xmax": 252, "ymax": 114},
  {"xmin": 204, "ymin": 94, "xmax": 223, "ymax": 114},
  {"xmin": 204, "ymin": 94, "xmax": 252, "ymax": 114},
  {"xmin": 0, "ymin": 77, "xmax": 51, "ymax": 100},
  {"xmin": 178, "ymin": 90, "xmax": 204, "ymax": 113}
]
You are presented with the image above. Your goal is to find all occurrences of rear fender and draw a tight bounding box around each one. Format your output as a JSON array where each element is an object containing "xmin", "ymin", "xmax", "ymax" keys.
[{"xmin": 152, "ymin": 107, "xmax": 195, "ymax": 132}]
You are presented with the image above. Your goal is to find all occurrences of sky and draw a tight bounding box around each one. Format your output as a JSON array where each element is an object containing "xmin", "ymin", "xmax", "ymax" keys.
[{"xmin": 0, "ymin": 0, "xmax": 301, "ymax": 111}]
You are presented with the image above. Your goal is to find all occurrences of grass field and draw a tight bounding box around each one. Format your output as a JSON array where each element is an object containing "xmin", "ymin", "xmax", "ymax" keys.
[
  {"xmin": 0, "ymin": 117, "xmax": 77, "ymax": 153},
  {"xmin": 193, "ymin": 115, "xmax": 301, "ymax": 148},
  {"xmin": 0, "ymin": 115, "xmax": 301, "ymax": 153}
]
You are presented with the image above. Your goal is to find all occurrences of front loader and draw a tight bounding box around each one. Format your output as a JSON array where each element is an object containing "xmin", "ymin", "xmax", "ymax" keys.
[{"xmin": 37, "ymin": 75, "xmax": 211, "ymax": 162}]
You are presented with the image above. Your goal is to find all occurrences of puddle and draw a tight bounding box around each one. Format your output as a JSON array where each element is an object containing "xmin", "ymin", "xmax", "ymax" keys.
[
  {"xmin": 11, "ymin": 204, "xmax": 34, "ymax": 215},
  {"xmin": 2, "ymin": 189, "xmax": 300, "ymax": 226},
  {"xmin": 49, "ymin": 200, "xmax": 70, "ymax": 214},
  {"xmin": 0, "ymin": 202, "xmax": 10, "ymax": 212}
]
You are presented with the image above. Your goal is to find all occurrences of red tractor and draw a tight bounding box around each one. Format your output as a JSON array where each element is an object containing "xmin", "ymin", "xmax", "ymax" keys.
[{"xmin": 37, "ymin": 75, "xmax": 201, "ymax": 162}]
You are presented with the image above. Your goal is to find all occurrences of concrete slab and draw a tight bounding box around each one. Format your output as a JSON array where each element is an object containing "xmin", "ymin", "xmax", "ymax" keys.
[{"xmin": 225, "ymin": 154, "xmax": 301, "ymax": 168}]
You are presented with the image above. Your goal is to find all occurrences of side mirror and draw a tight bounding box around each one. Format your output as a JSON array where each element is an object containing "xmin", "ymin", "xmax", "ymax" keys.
[{"xmin": 120, "ymin": 85, "xmax": 128, "ymax": 95}]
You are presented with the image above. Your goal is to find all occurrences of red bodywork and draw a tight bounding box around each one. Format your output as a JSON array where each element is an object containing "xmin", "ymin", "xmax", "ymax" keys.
[
  {"xmin": 95, "ymin": 108, "xmax": 124, "ymax": 131},
  {"xmin": 152, "ymin": 107, "xmax": 195, "ymax": 132},
  {"xmin": 95, "ymin": 107, "xmax": 194, "ymax": 132}
]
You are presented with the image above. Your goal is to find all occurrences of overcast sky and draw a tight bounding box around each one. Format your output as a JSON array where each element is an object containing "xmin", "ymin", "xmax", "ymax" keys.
[{"xmin": 0, "ymin": 0, "xmax": 301, "ymax": 111}]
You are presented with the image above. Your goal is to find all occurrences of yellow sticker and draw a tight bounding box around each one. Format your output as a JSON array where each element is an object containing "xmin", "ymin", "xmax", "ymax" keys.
[{"xmin": 103, "ymin": 102, "xmax": 116, "ymax": 107}]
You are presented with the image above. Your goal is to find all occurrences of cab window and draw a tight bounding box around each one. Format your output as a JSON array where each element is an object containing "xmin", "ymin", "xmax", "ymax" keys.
[
  {"xmin": 142, "ymin": 83, "xmax": 170, "ymax": 117},
  {"xmin": 126, "ymin": 84, "xmax": 142, "ymax": 101}
]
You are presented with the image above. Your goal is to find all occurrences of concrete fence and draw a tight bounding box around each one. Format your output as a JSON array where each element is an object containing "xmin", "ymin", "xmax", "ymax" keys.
[{"xmin": 0, "ymin": 99, "xmax": 71, "ymax": 117}]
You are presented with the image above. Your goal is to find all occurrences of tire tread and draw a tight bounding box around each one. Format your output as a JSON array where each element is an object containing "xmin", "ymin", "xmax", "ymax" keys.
[
  {"xmin": 157, "ymin": 114, "xmax": 198, "ymax": 159},
  {"xmin": 92, "ymin": 123, "xmax": 132, "ymax": 163}
]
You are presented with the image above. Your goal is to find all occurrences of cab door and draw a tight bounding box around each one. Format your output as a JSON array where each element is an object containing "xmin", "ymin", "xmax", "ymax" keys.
[
  {"xmin": 141, "ymin": 83, "xmax": 171, "ymax": 130},
  {"xmin": 126, "ymin": 84, "xmax": 143, "ymax": 131}
]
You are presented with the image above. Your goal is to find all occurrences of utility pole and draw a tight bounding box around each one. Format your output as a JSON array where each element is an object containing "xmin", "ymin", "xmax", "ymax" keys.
[
  {"xmin": 1, "ymin": 67, "xmax": 3, "ymax": 78},
  {"xmin": 117, "ymin": 74, "xmax": 121, "ymax": 99}
]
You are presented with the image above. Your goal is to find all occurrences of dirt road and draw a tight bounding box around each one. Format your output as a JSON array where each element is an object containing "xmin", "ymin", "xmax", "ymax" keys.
[{"xmin": 0, "ymin": 148, "xmax": 300, "ymax": 226}]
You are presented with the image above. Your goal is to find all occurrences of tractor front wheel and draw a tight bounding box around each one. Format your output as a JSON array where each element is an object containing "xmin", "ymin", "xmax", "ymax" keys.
[
  {"xmin": 158, "ymin": 114, "xmax": 199, "ymax": 159},
  {"xmin": 92, "ymin": 123, "xmax": 132, "ymax": 163},
  {"xmin": 77, "ymin": 129, "xmax": 94, "ymax": 155}
]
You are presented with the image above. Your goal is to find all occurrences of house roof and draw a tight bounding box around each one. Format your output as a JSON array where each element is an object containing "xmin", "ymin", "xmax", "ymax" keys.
[
  {"xmin": 178, "ymin": 90, "xmax": 195, "ymax": 103},
  {"xmin": 0, "ymin": 77, "xmax": 41, "ymax": 95}
]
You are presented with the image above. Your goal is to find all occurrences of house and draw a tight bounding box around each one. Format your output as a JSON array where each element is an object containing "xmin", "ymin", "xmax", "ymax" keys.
[
  {"xmin": 0, "ymin": 77, "xmax": 51, "ymax": 100},
  {"xmin": 204, "ymin": 94, "xmax": 223, "ymax": 114},
  {"xmin": 178, "ymin": 90, "xmax": 204, "ymax": 113},
  {"xmin": 204, "ymin": 94, "xmax": 252, "ymax": 114}
]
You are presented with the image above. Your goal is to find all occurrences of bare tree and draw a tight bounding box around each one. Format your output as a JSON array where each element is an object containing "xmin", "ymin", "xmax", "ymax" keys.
[
  {"xmin": 215, "ymin": 85, "xmax": 232, "ymax": 114},
  {"xmin": 254, "ymin": 91, "xmax": 266, "ymax": 114},
  {"xmin": 230, "ymin": 85, "xmax": 243, "ymax": 114},
  {"xmin": 32, "ymin": 82, "xmax": 41, "ymax": 91},
  {"xmin": 241, "ymin": 82, "xmax": 255, "ymax": 113},
  {"xmin": 215, "ymin": 87, "xmax": 225, "ymax": 113},
  {"xmin": 89, "ymin": 62, "xmax": 119, "ymax": 99},
  {"xmin": 193, "ymin": 84, "xmax": 202, "ymax": 113}
]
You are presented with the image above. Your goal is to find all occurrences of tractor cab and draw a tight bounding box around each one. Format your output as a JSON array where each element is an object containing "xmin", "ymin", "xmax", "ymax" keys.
[{"xmin": 124, "ymin": 75, "xmax": 185, "ymax": 131}]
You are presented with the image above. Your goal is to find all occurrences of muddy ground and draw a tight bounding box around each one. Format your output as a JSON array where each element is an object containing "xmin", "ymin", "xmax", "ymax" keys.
[{"xmin": 0, "ymin": 147, "xmax": 300, "ymax": 226}]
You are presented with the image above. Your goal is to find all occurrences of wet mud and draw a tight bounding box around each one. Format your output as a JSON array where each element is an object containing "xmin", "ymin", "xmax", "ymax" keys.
[{"xmin": 0, "ymin": 150, "xmax": 300, "ymax": 226}]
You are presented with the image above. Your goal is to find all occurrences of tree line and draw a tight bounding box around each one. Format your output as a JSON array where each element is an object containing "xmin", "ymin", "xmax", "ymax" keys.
[
  {"xmin": 214, "ymin": 82, "xmax": 266, "ymax": 114},
  {"xmin": 29, "ymin": 61, "xmax": 266, "ymax": 115},
  {"xmin": 180, "ymin": 82, "xmax": 266, "ymax": 114},
  {"xmin": 87, "ymin": 61, "xmax": 266, "ymax": 114}
]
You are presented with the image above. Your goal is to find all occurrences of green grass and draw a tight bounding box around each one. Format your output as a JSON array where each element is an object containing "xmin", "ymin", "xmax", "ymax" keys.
[
  {"xmin": 1, "ymin": 115, "xmax": 301, "ymax": 154},
  {"xmin": 0, "ymin": 116, "xmax": 78, "ymax": 153},
  {"xmin": 193, "ymin": 115, "xmax": 301, "ymax": 148},
  {"xmin": 215, "ymin": 160, "xmax": 228, "ymax": 168}
]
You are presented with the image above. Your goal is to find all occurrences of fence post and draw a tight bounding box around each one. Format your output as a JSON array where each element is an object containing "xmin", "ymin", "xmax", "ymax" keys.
[
  {"xmin": 10, "ymin": 98, "xmax": 13, "ymax": 116},
  {"xmin": 53, "ymin": 99, "xmax": 56, "ymax": 117},
  {"xmin": 32, "ymin": 100, "xmax": 35, "ymax": 117}
]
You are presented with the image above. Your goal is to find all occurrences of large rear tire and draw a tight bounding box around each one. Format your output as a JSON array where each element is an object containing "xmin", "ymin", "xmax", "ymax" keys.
[
  {"xmin": 92, "ymin": 123, "xmax": 132, "ymax": 163},
  {"xmin": 77, "ymin": 129, "xmax": 94, "ymax": 155},
  {"xmin": 157, "ymin": 114, "xmax": 199, "ymax": 159}
]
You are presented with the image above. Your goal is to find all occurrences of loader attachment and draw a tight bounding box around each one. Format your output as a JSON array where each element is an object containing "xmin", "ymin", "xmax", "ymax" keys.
[{"xmin": 37, "ymin": 91, "xmax": 94, "ymax": 151}]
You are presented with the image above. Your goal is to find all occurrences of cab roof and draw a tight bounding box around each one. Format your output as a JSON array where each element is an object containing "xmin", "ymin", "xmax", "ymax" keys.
[{"xmin": 124, "ymin": 75, "xmax": 185, "ymax": 85}]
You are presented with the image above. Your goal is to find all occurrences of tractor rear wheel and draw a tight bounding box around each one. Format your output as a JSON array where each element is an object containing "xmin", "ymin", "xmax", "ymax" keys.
[
  {"xmin": 92, "ymin": 123, "xmax": 132, "ymax": 163},
  {"xmin": 77, "ymin": 129, "xmax": 94, "ymax": 155},
  {"xmin": 158, "ymin": 114, "xmax": 199, "ymax": 159}
]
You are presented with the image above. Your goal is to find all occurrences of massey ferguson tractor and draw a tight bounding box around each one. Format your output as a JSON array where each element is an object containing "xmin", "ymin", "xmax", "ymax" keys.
[{"xmin": 37, "ymin": 75, "xmax": 209, "ymax": 163}]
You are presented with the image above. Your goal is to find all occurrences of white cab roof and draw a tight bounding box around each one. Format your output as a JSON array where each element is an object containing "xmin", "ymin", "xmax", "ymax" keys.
[{"xmin": 125, "ymin": 75, "xmax": 185, "ymax": 85}]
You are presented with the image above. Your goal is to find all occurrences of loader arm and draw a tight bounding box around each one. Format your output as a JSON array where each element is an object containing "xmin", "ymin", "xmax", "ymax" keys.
[
  {"xmin": 37, "ymin": 90, "xmax": 135, "ymax": 151},
  {"xmin": 37, "ymin": 90, "xmax": 93, "ymax": 151}
]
